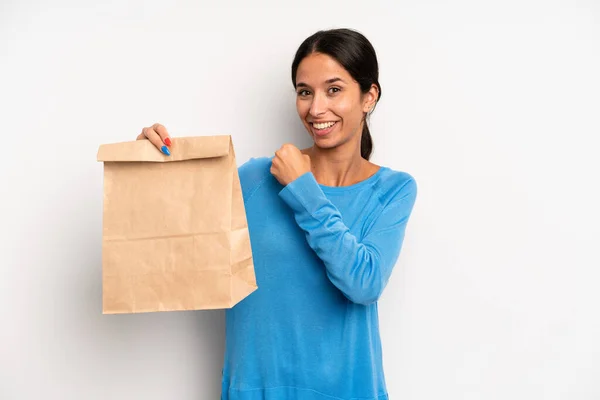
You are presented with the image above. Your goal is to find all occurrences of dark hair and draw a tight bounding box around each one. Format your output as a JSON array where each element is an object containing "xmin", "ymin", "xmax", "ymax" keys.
[{"xmin": 291, "ymin": 28, "xmax": 382, "ymax": 160}]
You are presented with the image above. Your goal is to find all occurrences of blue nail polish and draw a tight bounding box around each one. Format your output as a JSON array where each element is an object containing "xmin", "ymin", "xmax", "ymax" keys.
[{"xmin": 161, "ymin": 145, "xmax": 171, "ymax": 156}]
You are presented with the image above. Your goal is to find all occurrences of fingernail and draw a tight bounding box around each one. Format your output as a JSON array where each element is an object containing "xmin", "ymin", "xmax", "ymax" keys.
[
  {"xmin": 161, "ymin": 145, "xmax": 171, "ymax": 156},
  {"xmin": 164, "ymin": 137, "xmax": 172, "ymax": 146}
]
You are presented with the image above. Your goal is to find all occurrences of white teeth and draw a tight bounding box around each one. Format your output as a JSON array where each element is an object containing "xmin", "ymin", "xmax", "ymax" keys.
[{"xmin": 313, "ymin": 122, "xmax": 335, "ymax": 129}]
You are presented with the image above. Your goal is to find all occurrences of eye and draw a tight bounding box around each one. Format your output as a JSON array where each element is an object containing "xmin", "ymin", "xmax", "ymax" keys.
[
  {"xmin": 297, "ymin": 89, "xmax": 311, "ymax": 97},
  {"xmin": 328, "ymin": 87, "xmax": 341, "ymax": 94}
]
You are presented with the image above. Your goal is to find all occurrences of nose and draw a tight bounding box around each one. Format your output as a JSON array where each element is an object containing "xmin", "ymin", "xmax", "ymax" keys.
[{"xmin": 309, "ymin": 92, "xmax": 327, "ymax": 117}]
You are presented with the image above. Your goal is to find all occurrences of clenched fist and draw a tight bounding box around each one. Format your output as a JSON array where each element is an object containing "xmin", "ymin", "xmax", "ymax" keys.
[{"xmin": 270, "ymin": 144, "xmax": 312, "ymax": 186}]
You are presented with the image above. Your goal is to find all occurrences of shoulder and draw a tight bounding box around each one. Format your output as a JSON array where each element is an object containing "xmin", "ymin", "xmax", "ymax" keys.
[
  {"xmin": 373, "ymin": 166, "xmax": 418, "ymax": 207},
  {"xmin": 237, "ymin": 156, "xmax": 274, "ymax": 200},
  {"xmin": 238, "ymin": 156, "xmax": 272, "ymax": 179}
]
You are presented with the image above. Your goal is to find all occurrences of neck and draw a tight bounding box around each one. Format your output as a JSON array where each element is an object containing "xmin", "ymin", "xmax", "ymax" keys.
[{"xmin": 304, "ymin": 141, "xmax": 366, "ymax": 187}]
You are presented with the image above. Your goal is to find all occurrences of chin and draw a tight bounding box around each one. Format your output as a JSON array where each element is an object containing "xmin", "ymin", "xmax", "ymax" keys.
[{"xmin": 311, "ymin": 136, "xmax": 341, "ymax": 150}]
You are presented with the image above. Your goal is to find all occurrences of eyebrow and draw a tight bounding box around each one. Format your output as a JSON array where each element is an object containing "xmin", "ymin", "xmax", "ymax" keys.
[{"xmin": 296, "ymin": 77, "xmax": 346, "ymax": 88}]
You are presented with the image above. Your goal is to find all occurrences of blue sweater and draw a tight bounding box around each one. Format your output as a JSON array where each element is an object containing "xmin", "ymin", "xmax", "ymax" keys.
[{"xmin": 221, "ymin": 157, "xmax": 418, "ymax": 400}]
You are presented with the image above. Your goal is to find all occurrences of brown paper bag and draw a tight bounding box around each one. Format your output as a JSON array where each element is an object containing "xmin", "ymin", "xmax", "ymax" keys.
[{"xmin": 96, "ymin": 135, "xmax": 257, "ymax": 314}]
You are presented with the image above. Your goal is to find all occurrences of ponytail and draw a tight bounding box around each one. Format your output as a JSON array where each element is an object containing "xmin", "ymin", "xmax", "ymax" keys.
[{"xmin": 361, "ymin": 123, "xmax": 373, "ymax": 160}]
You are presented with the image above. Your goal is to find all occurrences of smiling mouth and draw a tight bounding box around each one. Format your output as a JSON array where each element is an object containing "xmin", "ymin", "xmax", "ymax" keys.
[{"xmin": 310, "ymin": 121, "xmax": 338, "ymax": 136}]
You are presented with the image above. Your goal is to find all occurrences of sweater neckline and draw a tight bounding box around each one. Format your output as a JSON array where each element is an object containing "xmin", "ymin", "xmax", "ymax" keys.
[{"xmin": 318, "ymin": 166, "xmax": 387, "ymax": 194}]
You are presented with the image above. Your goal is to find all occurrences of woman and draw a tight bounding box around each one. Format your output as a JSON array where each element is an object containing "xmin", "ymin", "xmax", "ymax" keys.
[{"xmin": 137, "ymin": 28, "xmax": 417, "ymax": 400}]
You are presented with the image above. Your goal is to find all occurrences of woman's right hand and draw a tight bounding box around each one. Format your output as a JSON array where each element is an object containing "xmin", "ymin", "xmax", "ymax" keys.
[{"xmin": 136, "ymin": 123, "xmax": 172, "ymax": 156}]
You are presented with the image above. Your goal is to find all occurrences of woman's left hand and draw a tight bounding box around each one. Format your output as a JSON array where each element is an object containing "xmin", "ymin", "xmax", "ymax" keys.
[{"xmin": 271, "ymin": 144, "xmax": 312, "ymax": 186}]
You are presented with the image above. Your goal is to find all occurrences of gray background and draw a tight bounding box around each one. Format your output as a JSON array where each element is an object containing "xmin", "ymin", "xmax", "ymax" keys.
[{"xmin": 2, "ymin": 0, "xmax": 599, "ymax": 399}]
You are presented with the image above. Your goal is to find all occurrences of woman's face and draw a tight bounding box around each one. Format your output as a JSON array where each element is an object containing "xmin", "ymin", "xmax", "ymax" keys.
[{"xmin": 295, "ymin": 52, "xmax": 377, "ymax": 152}]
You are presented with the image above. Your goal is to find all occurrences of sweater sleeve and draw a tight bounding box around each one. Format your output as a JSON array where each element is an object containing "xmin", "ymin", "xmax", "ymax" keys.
[{"xmin": 278, "ymin": 171, "xmax": 417, "ymax": 305}]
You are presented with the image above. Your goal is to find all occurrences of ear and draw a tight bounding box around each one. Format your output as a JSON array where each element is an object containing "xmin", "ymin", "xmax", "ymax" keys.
[{"xmin": 362, "ymin": 83, "xmax": 379, "ymax": 113}]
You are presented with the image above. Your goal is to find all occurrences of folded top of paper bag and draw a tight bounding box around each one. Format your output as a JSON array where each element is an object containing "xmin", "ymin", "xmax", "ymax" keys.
[{"xmin": 97, "ymin": 135, "xmax": 232, "ymax": 162}]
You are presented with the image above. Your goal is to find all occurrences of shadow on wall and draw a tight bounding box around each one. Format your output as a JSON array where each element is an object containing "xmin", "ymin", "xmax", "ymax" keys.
[{"xmin": 31, "ymin": 165, "xmax": 227, "ymax": 398}]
